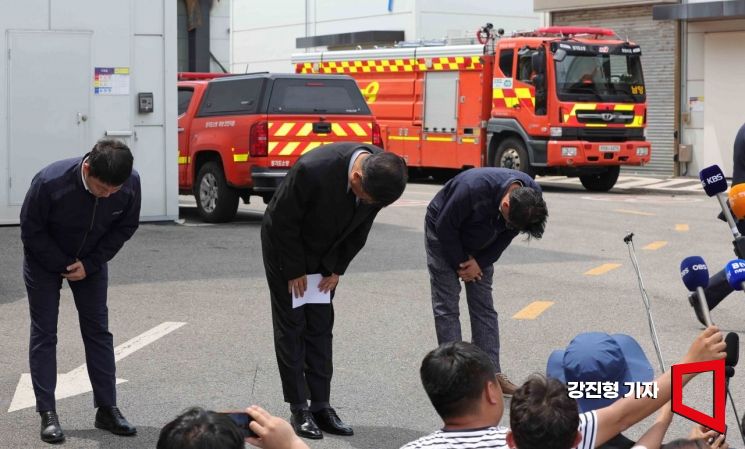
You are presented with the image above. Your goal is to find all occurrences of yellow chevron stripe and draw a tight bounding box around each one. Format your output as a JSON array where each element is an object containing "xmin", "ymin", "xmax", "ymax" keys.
[
  {"xmin": 296, "ymin": 123, "xmax": 313, "ymax": 137},
  {"xmin": 348, "ymin": 123, "xmax": 368, "ymax": 137},
  {"xmin": 514, "ymin": 88, "xmax": 533, "ymax": 99},
  {"xmin": 279, "ymin": 142, "xmax": 300, "ymax": 156},
  {"xmin": 302, "ymin": 141, "xmax": 324, "ymax": 154},
  {"xmin": 493, "ymin": 89, "xmax": 505, "ymax": 99},
  {"xmin": 331, "ymin": 123, "xmax": 348, "ymax": 136},
  {"xmin": 268, "ymin": 142, "xmax": 279, "ymax": 154},
  {"xmin": 614, "ymin": 104, "xmax": 635, "ymax": 111},
  {"xmin": 274, "ymin": 122, "xmax": 295, "ymax": 137},
  {"xmin": 626, "ymin": 116, "xmax": 644, "ymax": 127},
  {"xmin": 571, "ymin": 103, "xmax": 597, "ymax": 115}
]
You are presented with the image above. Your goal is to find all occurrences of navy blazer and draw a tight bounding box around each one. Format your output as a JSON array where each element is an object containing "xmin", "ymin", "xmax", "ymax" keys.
[
  {"xmin": 20, "ymin": 155, "xmax": 141, "ymax": 275},
  {"xmin": 426, "ymin": 168, "xmax": 540, "ymax": 270},
  {"xmin": 262, "ymin": 142, "xmax": 382, "ymax": 280}
]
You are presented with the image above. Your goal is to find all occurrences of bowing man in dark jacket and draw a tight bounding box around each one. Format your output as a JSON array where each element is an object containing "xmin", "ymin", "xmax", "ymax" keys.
[
  {"xmin": 20, "ymin": 139, "xmax": 140, "ymax": 444},
  {"xmin": 425, "ymin": 168, "xmax": 547, "ymax": 397},
  {"xmin": 261, "ymin": 142, "xmax": 407, "ymax": 440}
]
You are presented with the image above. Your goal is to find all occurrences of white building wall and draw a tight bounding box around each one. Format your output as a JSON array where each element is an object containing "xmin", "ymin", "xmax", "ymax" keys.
[
  {"xmin": 231, "ymin": 0, "xmax": 540, "ymax": 73},
  {"xmin": 680, "ymin": 19, "xmax": 745, "ymax": 176},
  {"xmin": 0, "ymin": 0, "xmax": 178, "ymax": 224},
  {"xmin": 210, "ymin": 0, "xmax": 231, "ymax": 72}
]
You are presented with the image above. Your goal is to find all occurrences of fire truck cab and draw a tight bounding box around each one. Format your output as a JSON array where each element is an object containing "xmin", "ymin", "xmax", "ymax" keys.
[{"xmin": 292, "ymin": 25, "xmax": 650, "ymax": 191}]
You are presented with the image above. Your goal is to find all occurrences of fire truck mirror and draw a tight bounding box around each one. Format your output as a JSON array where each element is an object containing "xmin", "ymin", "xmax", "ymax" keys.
[
  {"xmin": 531, "ymin": 51, "xmax": 545, "ymax": 75},
  {"xmin": 554, "ymin": 48, "xmax": 567, "ymax": 63}
]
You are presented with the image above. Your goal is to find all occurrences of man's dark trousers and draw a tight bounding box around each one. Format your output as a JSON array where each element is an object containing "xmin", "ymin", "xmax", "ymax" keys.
[
  {"xmin": 25, "ymin": 258, "xmax": 115, "ymax": 412},
  {"xmin": 261, "ymin": 234, "xmax": 333, "ymax": 405}
]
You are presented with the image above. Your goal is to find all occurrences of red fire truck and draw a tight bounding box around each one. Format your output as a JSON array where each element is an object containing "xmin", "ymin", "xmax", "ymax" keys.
[{"xmin": 292, "ymin": 24, "xmax": 650, "ymax": 191}]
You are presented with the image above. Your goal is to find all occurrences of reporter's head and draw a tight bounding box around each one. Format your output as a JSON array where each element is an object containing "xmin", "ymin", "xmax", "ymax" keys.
[
  {"xmin": 157, "ymin": 407, "xmax": 243, "ymax": 449},
  {"xmin": 420, "ymin": 341, "xmax": 502, "ymax": 423},
  {"xmin": 508, "ymin": 374, "xmax": 580, "ymax": 449}
]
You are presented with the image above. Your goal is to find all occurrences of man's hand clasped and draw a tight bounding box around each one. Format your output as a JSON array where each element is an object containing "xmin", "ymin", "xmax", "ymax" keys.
[
  {"xmin": 62, "ymin": 260, "xmax": 87, "ymax": 281},
  {"xmin": 458, "ymin": 256, "xmax": 482, "ymax": 283},
  {"xmin": 288, "ymin": 274, "xmax": 340, "ymax": 297}
]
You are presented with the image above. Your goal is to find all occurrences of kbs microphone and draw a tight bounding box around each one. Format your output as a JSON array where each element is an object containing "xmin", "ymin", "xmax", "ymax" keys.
[
  {"xmin": 680, "ymin": 256, "xmax": 713, "ymax": 326},
  {"xmin": 725, "ymin": 259, "xmax": 745, "ymax": 292},
  {"xmin": 700, "ymin": 165, "xmax": 740, "ymax": 238},
  {"xmin": 729, "ymin": 183, "xmax": 745, "ymax": 220}
]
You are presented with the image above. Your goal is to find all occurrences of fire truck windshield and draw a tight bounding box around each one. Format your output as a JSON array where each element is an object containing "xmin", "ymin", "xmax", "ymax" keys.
[{"xmin": 554, "ymin": 51, "xmax": 645, "ymax": 103}]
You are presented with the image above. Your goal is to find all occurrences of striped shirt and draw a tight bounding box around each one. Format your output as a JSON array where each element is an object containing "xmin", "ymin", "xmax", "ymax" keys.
[{"xmin": 400, "ymin": 411, "xmax": 597, "ymax": 449}]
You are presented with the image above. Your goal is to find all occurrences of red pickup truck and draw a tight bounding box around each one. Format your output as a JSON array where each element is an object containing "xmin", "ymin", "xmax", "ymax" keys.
[{"xmin": 178, "ymin": 72, "xmax": 382, "ymax": 222}]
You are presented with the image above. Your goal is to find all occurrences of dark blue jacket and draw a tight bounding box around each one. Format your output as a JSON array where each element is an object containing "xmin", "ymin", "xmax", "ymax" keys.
[
  {"xmin": 426, "ymin": 168, "xmax": 541, "ymax": 270},
  {"xmin": 20, "ymin": 156, "xmax": 141, "ymax": 275}
]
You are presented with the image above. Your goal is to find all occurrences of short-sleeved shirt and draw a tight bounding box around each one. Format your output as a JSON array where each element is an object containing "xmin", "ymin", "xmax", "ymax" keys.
[{"xmin": 400, "ymin": 411, "xmax": 597, "ymax": 449}]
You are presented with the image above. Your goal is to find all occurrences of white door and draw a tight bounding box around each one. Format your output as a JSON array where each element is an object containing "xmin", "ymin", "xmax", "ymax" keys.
[
  {"xmin": 704, "ymin": 32, "xmax": 745, "ymax": 176},
  {"xmin": 7, "ymin": 30, "xmax": 91, "ymax": 205}
]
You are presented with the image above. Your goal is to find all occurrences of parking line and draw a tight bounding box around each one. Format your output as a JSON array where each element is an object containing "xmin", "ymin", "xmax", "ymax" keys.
[
  {"xmin": 614, "ymin": 209, "xmax": 655, "ymax": 216},
  {"xmin": 676, "ymin": 224, "xmax": 690, "ymax": 232},
  {"xmin": 643, "ymin": 241, "xmax": 668, "ymax": 250},
  {"xmin": 584, "ymin": 263, "xmax": 621, "ymax": 275},
  {"xmin": 513, "ymin": 301, "xmax": 554, "ymax": 320}
]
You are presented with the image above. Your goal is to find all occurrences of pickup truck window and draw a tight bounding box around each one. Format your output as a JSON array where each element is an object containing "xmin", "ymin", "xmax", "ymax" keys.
[
  {"xmin": 198, "ymin": 78, "xmax": 264, "ymax": 116},
  {"xmin": 178, "ymin": 88, "xmax": 193, "ymax": 116},
  {"xmin": 267, "ymin": 78, "xmax": 370, "ymax": 115}
]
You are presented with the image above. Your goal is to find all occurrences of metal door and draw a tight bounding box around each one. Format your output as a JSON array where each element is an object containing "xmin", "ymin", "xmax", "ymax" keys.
[{"xmin": 7, "ymin": 31, "xmax": 91, "ymax": 204}]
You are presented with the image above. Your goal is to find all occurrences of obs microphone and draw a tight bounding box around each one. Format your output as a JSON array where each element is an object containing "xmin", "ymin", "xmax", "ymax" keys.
[
  {"xmin": 700, "ymin": 165, "xmax": 740, "ymax": 238},
  {"xmin": 680, "ymin": 256, "xmax": 713, "ymax": 326}
]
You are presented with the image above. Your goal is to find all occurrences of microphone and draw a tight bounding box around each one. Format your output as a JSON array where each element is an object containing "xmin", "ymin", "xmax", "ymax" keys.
[
  {"xmin": 680, "ymin": 256, "xmax": 713, "ymax": 326},
  {"xmin": 725, "ymin": 259, "xmax": 745, "ymax": 292},
  {"xmin": 729, "ymin": 183, "xmax": 745, "ymax": 220},
  {"xmin": 700, "ymin": 165, "xmax": 740, "ymax": 238},
  {"xmin": 726, "ymin": 332, "xmax": 740, "ymax": 367}
]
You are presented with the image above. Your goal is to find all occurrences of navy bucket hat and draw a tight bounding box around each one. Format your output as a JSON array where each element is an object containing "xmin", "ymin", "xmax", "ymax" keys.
[{"xmin": 546, "ymin": 332, "xmax": 654, "ymax": 412}]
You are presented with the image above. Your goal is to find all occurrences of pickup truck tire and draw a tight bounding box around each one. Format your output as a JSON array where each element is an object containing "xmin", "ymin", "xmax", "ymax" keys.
[
  {"xmin": 495, "ymin": 138, "xmax": 535, "ymax": 178},
  {"xmin": 579, "ymin": 166, "xmax": 620, "ymax": 192},
  {"xmin": 195, "ymin": 162, "xmax": 239, "ymax": 222}
]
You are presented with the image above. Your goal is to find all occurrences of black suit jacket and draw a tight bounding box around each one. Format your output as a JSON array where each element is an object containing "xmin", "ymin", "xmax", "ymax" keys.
[{"xmin": 262, "ymin": 142, "xmax": 383, "ymax": 281}]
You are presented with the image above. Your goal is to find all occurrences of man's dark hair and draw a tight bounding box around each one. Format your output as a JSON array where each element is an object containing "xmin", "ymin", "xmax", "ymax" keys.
[
  {"xmin": 508, "ymin": 186, "xmax": 547, "ymax": 239},
  {"xmin": 87, "ymin": 139, "xmax": 134, "ymax": 186},
  {"xmin": 420, "ymin": 341, "xmax": 497, "ymax": 420},
  {"xmin": 157, "ymin": 407, "xmax": 244, "ymax": 449},
  {"xmin": 510, "ymin": 374, "xmax": 580, "ymax": 449},
  {"xmin": 360, "ymin": 150, "xmax": 407, "ymax": 207}
]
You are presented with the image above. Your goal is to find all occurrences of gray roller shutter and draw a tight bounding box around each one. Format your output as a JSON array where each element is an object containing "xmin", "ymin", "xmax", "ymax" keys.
[{"xmin": 553, "ymin": 5, "xmax": 676, "ymax": 175}]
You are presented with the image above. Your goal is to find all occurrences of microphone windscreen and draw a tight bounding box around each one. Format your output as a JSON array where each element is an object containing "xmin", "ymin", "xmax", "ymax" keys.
[
  {"xmin": 699, "ymin": 165, "xmax": 728, "ymax": 197},
  {"xmin": 729, "ymin": 183, "xmax": 745, "ymax": 219},
  {"xmin": 725, "ymin": 332, "xmax": 739, "ymax": 367},
  {"xmin": 725, "ymin": 259, "xmax": 745, "ymax": 291},
  {"xmin": 680, "ymin": 256, "xmax": 709, "ymax": 291}
]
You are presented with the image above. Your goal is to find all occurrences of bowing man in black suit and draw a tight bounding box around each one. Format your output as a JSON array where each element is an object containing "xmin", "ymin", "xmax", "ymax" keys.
[{"xmin": 261, "ymin": 142, "xmax": 407, "ymax": 440}]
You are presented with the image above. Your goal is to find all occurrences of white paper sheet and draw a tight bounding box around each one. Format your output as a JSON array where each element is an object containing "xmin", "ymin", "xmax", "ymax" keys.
[{"xmin": 292, "ymin": 273, "xmax": 331, "ymax": 308}]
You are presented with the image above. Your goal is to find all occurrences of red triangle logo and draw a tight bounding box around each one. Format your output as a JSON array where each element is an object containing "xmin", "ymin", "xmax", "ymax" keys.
[{"xmin": 671, "ymin": 359, "xmax": 726, "ymax": 433}]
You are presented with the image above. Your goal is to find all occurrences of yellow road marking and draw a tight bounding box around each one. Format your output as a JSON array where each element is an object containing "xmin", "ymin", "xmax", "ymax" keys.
[
  {"xmin": 643, "ymin": 241, "xmax": 668, "ymax": 250},
  {"xmin": 513, "ymin": 301, "xmax": 554, "ymax": 320},
  {"xmin": 676, "ymin": 224, "xmax": 689, "ymax": 232},
  {"xmin": 614, "ymin": 209, "xmax": 655, "ymax": 216},
  {"xmin": 584, "ymin": 263, "xmax": 621, "ymax": 275}
]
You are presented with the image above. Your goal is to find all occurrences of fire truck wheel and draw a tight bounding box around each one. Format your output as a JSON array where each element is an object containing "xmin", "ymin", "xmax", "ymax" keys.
[
  {"xmin": 195, "ymin": 162, "xmax": 239, "ymax": 222},
  {"xmin": 495, "ymin": 138, "xmax": 534, "ymax": 178},
  {"xmin": 579, "ymin": 166, "xmax": 620, "ymax": 192}
]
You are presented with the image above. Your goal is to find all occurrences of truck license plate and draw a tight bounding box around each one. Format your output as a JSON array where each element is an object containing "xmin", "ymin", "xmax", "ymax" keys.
[{"xmin": 599, "ymin": 145, "xmax": 620, "ymax": 152}]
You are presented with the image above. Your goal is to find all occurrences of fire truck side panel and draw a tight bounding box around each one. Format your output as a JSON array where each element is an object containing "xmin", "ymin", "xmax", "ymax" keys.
[
  {"xmin": 189, "ymin": 113, "xmax": 255, "ymax": 188},
  {"xmin": 455, "ymin": 70, "xmax": 487, "ymax": 168}
]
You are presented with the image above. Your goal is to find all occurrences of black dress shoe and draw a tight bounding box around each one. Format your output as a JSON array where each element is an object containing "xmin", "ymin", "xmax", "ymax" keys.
[
  {"xmin": 94, "ymin": 406, "xmax": 137, "ymax": 436},
  {"xmin": 40, "ymin": 410, "xmax": 65, "ymax": 444},
  {"xmin": 312, "ymin": 407, "xmax": 354, "ymax": 436},
  {"xmin": 290, "ymin": 410, "xmax": 323, "ymax": 439},
  {"xmin": 688, "ymin": 292, "xmax": 708, "ymax": 326}
]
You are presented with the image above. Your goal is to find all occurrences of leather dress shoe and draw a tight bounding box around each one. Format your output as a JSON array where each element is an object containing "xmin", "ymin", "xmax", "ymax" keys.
[
  {"xmin": 312, "ymin": 407, "xmax": 354, "ymax": 436},
  {"xmin": 40, "ymin": 410, "xmax": 65, "ymax": 444},
  {"xmin": 94, "ymin": 406, "xmax": 137, "ymax": 436},
  {"xmin": 290, "ymin": 409, "xmax": 323, "ymax": 439}
]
